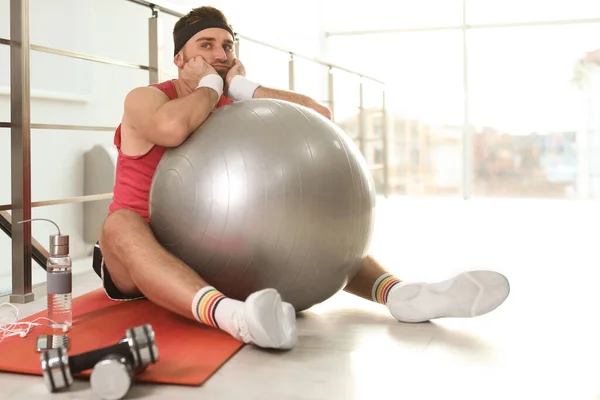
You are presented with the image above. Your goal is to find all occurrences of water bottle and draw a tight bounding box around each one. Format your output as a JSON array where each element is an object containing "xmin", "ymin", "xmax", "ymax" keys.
[
  {"xmin": 19, "ymin": 218, "xmax": 72, "ymax": 329},
  {"xmin": 46, "ymin": 229, "xmax": 72, "ymax": 329}
]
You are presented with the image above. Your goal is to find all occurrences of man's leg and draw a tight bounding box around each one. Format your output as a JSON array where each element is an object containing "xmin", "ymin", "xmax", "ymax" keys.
[
  {"xmin": 98, "ymin": 209, "xmax": 297, "ymax": 349},
  {"xmin": 344, "ymin": 254, "xmax": 510, "ymax": 323}
]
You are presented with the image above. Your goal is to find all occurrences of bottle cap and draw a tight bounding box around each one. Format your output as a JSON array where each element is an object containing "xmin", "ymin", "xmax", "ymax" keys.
[{"xmin": 49, "ymin": 234, "xmax": 69, "ymax": 256}]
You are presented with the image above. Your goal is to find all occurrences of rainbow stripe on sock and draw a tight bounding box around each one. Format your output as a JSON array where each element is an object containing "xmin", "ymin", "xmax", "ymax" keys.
[
  {"xmin": 192, "ymin": 287, "xmax": 226, "ymax": 328},
  {"xmin": 372, "ymin": 273, "xmax": 401, "ymax": 304}
]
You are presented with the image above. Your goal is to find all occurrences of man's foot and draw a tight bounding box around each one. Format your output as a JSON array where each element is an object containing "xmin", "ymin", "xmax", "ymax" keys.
[
  {"xmin": 233, "ymin": 289, "xmax": 297, "ymax": 349},
  {"xmin": 386, "ymin": 270, "xmax": 510, "ymax": 323},
  {"xmin": 193, "ymin": 286, "xmax": 297, "ymax": 350}
]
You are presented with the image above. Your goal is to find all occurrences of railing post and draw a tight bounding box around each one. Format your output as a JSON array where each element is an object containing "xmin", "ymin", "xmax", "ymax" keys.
[
  {"xmin": 288, "ymin": 53, "xmax": 295, "ymax": 91},
  {"xmin": 10, "ymin": 0, "xmax": 34, "ymax": 304},
  {"xmin": 148, "ymin": 6, "xmax": 161, "ymax": 84},
  {"xmin": 382, "ymin": 88, "xmax": 390, "ymax": 198}
]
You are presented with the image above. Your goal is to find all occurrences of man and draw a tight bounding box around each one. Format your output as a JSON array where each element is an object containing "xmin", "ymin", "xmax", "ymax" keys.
[{"xmin": 94, "ymin": 6, "xmax": 510, "ymax": 350}]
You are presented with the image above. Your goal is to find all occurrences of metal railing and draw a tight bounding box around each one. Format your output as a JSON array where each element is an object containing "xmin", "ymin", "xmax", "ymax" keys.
[{"xmin": 1, "ymin": 0, "xmax": 388, "ymax": 302}]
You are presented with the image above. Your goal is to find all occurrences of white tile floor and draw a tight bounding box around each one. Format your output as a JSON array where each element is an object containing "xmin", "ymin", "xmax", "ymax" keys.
[{"xmin": 1, "ymin": 196, "xmax": 599, "ymax": 399}]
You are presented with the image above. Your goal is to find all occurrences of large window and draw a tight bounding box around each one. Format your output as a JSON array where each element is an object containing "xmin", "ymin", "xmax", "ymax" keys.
[
  {"xmin": 325, "ymin": 0, "xmax": 600, "ymax": 199},
  {"xmin": 469, "ymin": 24, "xmax": 600, "ymax": 198}
]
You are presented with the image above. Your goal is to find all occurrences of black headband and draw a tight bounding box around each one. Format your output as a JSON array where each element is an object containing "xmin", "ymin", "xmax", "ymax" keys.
[{"xmin": 174, "ymin": 20, "xmax": 235, "ymax": 56}]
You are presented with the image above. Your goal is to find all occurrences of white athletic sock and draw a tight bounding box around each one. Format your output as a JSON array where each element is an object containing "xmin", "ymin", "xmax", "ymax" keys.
[{"xmin": 191, "ymin": 286, "xmax": 297, "ymax": 349}]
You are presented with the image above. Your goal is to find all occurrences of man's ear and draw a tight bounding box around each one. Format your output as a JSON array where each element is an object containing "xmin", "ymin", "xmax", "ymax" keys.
[{"xmin": 174, "ymin": 52, "xmax": 184, "ymax": 69}]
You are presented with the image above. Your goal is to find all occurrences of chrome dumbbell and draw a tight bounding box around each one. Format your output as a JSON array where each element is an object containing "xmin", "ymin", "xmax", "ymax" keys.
[
  {"xmin": 40, "ymin": 324, "xmax": 158, "ymax": 392},
  {"xmin": 90, "ymin": 354, "xmax": 135, "ymax": 400}
]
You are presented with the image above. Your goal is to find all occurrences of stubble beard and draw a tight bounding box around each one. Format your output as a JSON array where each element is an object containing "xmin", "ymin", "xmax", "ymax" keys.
[{"xmin": 183, "ymin": 49, "xmax": 230, "ymax": 80}]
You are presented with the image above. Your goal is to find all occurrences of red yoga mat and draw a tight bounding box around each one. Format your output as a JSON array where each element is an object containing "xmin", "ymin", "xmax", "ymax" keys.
[{"xmin": 0, "ymin": 288, "xmax": 245, "ymax": 386}]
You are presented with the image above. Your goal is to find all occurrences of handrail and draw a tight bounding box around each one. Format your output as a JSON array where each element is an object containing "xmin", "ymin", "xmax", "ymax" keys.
[
  {"xmin": 0, "ymin": 123, "xmax": 115, "ymax": 131},
  {"xmin": 0, "ymin": 38, "xmax": 150, "ymax": 70},
  {"xmin": 0, "ymin": 193, "xmax": 113, "ymax": 212},
  {"xmin": 32, "ymin": 43, "xmax": 151, "ymax": 70},
  {"xmin": 124, "ymin": 0, "xmax": 385, "ymax": 85}
]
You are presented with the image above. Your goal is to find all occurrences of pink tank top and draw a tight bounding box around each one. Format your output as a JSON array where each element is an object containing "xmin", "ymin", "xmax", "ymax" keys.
[{"xmin": 108, "ymin": 80, "xmax": 234, "ymax": 221}]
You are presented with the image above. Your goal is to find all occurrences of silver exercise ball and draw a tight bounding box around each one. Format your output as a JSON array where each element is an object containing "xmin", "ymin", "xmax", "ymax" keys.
[{"xmin": 148, "ymin": 99, "xmax": 376, "ymax": 311}]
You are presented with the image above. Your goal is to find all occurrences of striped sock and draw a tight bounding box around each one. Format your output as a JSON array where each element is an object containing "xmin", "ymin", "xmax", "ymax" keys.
[
  {"xmin": 372, "ymin": 273, "xmax": 402, "ymax": 304},
  {"xmin": 191, "ymin": 286, "xmax": 228, "ymax": 328},
  {"xmin": 190, "ymin": 286, "xmax": 298, "ymax": 349}
]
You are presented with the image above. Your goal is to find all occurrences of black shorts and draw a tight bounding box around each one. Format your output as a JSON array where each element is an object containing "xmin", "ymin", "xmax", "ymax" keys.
[{"xmin": 92, "ymin": 242, "xmax": 145, "ymax": 301}]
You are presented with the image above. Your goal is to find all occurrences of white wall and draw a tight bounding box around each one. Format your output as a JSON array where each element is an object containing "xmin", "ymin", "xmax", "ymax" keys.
[{"xmin": 0, "ymin": 0, "xmax": 329, "ymax": 293}]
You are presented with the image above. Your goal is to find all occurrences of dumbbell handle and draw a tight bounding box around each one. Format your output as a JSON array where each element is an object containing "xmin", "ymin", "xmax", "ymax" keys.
[{"xmin": 69, "ymin": 342, "xmax": 133, "ymax": 374}]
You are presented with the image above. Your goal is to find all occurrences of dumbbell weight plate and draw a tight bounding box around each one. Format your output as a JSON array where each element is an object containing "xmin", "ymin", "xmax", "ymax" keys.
[
  {"xmin": 121, "ymin": 323, "xmax": 158, "ymax": 371},
  {"xmin": 90, "ymin": 354, "xmax": 133, "ymax": 400},
  {"xmin": 40, "ymin": 347, "xmax": 74, "ymax": 392}
]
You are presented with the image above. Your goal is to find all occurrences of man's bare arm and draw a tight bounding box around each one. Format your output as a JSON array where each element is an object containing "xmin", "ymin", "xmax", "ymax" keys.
[
  {"xmin": 224, "ymin": 61, "xmax": 332, "ymax": 120},
  {"xmin": 252, "ymin": 86, "xmax": 332, "ymax": 120},
  {"xmin": 123, "ymin": 85, "xmax": 219, "ymax": 147}
]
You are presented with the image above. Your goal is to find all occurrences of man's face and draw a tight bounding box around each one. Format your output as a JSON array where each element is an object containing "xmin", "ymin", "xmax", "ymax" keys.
[{"xmin": 179, "ymin": 27, "xmax": 235, "ymax": 80}]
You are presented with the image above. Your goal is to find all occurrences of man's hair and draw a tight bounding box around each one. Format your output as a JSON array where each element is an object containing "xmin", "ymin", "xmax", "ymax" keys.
[{"xmin": 173, "ymin": 6, "xmax": 230, "ymax": 43}]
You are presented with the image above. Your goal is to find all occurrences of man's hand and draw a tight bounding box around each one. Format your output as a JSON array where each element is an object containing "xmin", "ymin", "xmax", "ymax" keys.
[
  {"xmin": 225, "ymin": 58, "xmax": 247, "ymax": 94},
  {"xmin": 180, "ymin": 56, "xmax": 219, "ymax": 92}
]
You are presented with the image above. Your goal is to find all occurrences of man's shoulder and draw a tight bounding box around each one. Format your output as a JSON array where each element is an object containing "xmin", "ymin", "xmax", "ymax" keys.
[
  {"xmin": 125, "ymin": 80, "xmax": 175, "ymax": 102},
  {"xmin": 125, "ymin": 85, "xmax": 170, "ymax": 107},
  {"xmin": 149, "ymin": 79, "xmax": 175, "ymax": 92},
  {"xmin": 150, "ymin": 79, "xmax": 178, "ymax": 100}
]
